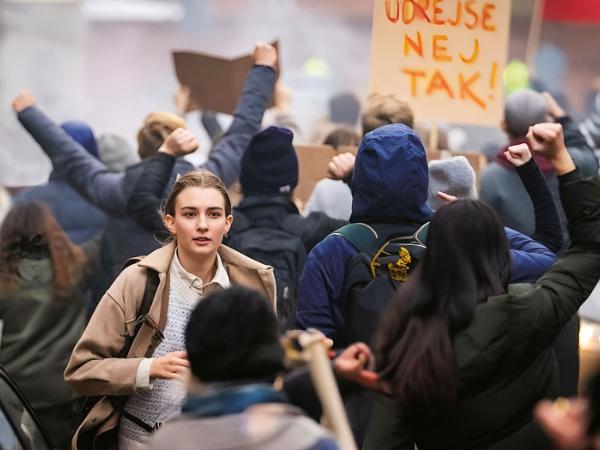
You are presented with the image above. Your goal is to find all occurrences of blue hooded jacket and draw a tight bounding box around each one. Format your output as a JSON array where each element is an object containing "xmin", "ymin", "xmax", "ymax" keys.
[
  {"xmin": 15, "ymin": 121, "xmax": 106, "ymax": 244},
  {"xmin": 350, "ymin": 124, "xmax": 433, "ymax": 224},
  {"xmin": 296, "ymin": 124, "xmax": 557, "ymax": 344}
]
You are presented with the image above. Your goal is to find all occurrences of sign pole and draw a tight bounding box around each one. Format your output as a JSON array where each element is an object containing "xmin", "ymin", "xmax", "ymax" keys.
[{"xmin": 525, "ymin": 0, "xmax": 546, "ymax": 77}]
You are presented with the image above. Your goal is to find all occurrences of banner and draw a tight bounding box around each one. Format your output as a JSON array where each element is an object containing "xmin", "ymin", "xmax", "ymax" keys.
[
  {"xmin": 544, "ymin": 0, "xmax": 600, "ymax": 24},
  {"xmin": 369, "ymin": 0, "xmax": 512, "ymax": 126}
]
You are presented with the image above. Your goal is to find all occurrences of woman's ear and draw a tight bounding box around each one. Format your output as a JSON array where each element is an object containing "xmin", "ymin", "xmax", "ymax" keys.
[
  {"xmin": 163, "ymin": 214, "xmax": 176, "ymax": 235},
  {"xmin": 224, "ymin": 214, "xmax": 233, "ymax": 235}
]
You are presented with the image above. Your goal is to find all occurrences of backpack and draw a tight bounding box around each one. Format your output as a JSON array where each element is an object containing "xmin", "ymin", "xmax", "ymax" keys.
[
  {"xmin": 335, "ymin": 222, "xmax": 429, "ymax": 346},
  {"xmin": 77, "ymin": 257, "xmax": 161, "ymax": 449},
  {"xmin": 227, "ymin": 217, "xmax": 306, "ymax": 331}
]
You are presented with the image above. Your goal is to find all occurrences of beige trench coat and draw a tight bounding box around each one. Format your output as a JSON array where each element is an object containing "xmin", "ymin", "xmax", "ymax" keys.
[{"xmin": 64, "ymin": 241, "xmax": 276, "ymax": 449}]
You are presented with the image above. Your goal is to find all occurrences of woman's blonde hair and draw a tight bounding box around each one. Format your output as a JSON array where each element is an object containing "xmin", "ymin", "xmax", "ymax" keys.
[{"xmin": 161, "ymin": 170, "xmax": 232, "ymax": 221}]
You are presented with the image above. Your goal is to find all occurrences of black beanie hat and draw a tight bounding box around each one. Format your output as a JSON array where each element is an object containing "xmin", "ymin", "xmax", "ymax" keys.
[
  {"xmin": 240, "ymin": 126, "xmax": 298, "ymax": 195},
  {"xmin": 185, "ymin": 286, "xmax": 285, "ymax": 382}
]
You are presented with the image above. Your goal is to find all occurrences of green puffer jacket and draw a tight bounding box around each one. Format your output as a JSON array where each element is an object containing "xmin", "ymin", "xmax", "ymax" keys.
[{"xmin": 363, "ymin": 171, "xmax": 600, "ymax": 450}]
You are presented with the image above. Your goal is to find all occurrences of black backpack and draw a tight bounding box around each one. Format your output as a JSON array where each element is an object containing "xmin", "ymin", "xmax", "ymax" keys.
[
  {"xmin": 335, "ymin": 222, "xmax": 429, "ymax": 346},
  {"xmin": 227, "ymin": 217, "xmax": 306, "ymax": 331}
]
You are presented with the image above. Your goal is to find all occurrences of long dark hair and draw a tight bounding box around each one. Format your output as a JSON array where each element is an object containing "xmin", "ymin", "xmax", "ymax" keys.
[
  {"xmin": 0, "ymin": 201, "xmax": 87, "ymax": 299},
  {"xmin": 374, "ymin": 200, "xmax": 511, "ymax": 414}
]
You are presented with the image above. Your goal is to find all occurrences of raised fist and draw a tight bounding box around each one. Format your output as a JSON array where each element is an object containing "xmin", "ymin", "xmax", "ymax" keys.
[
  {"xmin": 12, "ymin": 91, "xmax": 36, "ymax": 113},
  {"xmin": 504, "ymin": 143, "xmax": 532, "ymax": 168},
  {"xmin": 252, "ymin": 42, "xmax": 277, "ymax": 68},
  {"xmin": 527, "ymin": 123, "xmax": 575, "ymax": 175},
  {"xmin": 527, "ymin": 123, "xmax": 565, "ymax": 161},
  {"xmin": 159, "ymin": 128, "xmax": 199, "ymax": 157},
  {"xmin": 326, "ymin": 152, "xmax": 356, "ymax": 181}
]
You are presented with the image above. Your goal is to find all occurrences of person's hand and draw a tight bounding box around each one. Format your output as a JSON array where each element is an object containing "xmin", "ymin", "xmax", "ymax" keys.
[
  {"xmin": 159, "ymin": 128, "xmax": 199, "ymax": 157},
  {"xmin": 149, "ymin": 351, "xmax": 190, "ymax": 380},
  {"xmin": 12, "ymin": 91, "xmax": 36, "ymax": 113},
  {"xmin": 326, "ymin": 152, "xmax": 355, "ymax": 180},
  {"xmin": 174, "ymin": 85, "xmax": 191, "ymax": 116},
  {"xmin": 333, "ymin": 343, "xmax": 380, "ymax": 390},
  {"xmin": 527, "ymin": 123, "xmax": 575, "ymax": 175},
  {"xmin": 535, "ymin": 398, "xmax": 591, "ymax": 450},
  {"xmin": 252, "ymin": 42, "xmax": 277, "ymax": 68},
  {"xmin": 504, "ymin": 143, "xmax": 532, "ymax": 168},
  {"xmin": 543, "ymin": 91, "xmax": 566, "ymax": 120},
  {"xmin": 437, "ymin": 192, "xmax": 457, "ymax": 204}
]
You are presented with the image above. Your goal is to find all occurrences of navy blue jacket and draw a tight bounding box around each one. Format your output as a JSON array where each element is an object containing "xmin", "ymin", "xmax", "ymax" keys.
[
  {"xmin": 17, "ymin": 64, "xmax": 276, "ymax": 280},
  {"xmin": 296, "ymin": 124, "xmax": 557, "ymax": 343},
  {"xmin": 15, "ymin": 177, "xmax": 106, "ymax": 245},
  {"xmin": 15, "ymin": 121, "xmax": 106, "ymax": 244}
]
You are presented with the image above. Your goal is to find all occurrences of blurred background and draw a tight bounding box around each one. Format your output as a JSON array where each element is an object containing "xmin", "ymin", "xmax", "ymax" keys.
[{"xmin": 1, "ymin": 0, "xmax": 599, "ymax": 186}]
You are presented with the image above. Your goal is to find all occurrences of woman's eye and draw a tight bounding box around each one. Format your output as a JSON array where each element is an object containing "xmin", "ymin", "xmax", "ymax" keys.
[
  {"xmin": 209, "ymin": 212, "xmax": 222, "ymax": 218},
  {"xmin": 184, "ymin": 212, "xmax": 196, "ymax": 218}
]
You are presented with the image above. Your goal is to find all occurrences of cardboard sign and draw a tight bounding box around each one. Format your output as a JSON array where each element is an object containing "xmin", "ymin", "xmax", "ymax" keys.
[
  {"xmin": 295, "ymin": 145, "xmax": 358, "ymax": 205},
  {"xmin": 172, "ymin": 42, "xmax": 278, "ymax": 115},
  {"xmin": 369, "ymin": 0, "xmax": 511, "ymax": 126}
]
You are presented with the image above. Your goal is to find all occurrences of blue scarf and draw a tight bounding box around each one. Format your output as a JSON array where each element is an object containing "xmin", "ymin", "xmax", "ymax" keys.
[{"xmin": 182, "ymin": 384, "xmax": 288, "ymax": 418}]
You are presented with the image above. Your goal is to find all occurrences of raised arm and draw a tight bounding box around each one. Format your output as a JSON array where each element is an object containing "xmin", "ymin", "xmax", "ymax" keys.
[
  {"xmin": 127, "ymin": 129, "xmax": 198, "ymax": 231},
  {"xmin": 544, "ymin": 91, "xmax": 598, "ymax": 177},
  {"xmin": 199, "ymin": 42, "xmax": 278, "ymax": 187},
  {"xmin": 508, "ymin": 124, "xmax": 600, "ymax": 348},
  {"xmin": 296, "ymin": 236, "xmax": 356, "ymax": 346},
  {"xmin": 504, "ymin": 143, "xmax": 563, "ymax": 252},
  {"xmin": 13, "ymin": 92, "xmax": 127, "ymax": 214}
]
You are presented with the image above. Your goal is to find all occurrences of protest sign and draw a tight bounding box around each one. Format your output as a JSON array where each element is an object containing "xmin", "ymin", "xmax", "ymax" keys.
[
  {"xmin": 172, "ymin": 42, "xmax": 278, "ymax": 114},
  {"xmin": 369, "ymin": 0, "xmax": 511, "ymax": 126},
  {"xmin": 295, "ymin": 145, "xmax": 358, "ymax": 205}
]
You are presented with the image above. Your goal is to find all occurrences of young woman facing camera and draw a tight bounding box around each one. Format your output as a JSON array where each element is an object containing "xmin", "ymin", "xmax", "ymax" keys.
[{"xmin": 65, "ymin": 165, "xmax": 275, "ymax": 450}]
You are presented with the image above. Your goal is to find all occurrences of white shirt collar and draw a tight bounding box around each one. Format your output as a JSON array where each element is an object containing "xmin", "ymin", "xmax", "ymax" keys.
[{"xmin": 172, "ymin": 250, "xmax": 231, "ymax": 296}]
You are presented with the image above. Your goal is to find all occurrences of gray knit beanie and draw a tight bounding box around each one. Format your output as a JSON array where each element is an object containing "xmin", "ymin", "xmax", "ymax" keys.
[
  {"xmin": 97, "ymin": 133, "xmax": 139, "ymax": 172},
  {"xmin": 428, "ymin": 156, "xmax": 477, "ymax": 210},
  {"xmin": 504, "ymin": 89, "xmax": 548, "ymax": 138}
]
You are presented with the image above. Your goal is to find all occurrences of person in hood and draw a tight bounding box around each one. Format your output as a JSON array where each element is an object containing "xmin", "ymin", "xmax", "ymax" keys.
[
  {"xmin": 15, "ymin": 120, "xmax": 107, "ymax": 244},
  {"xmin": 297, "ymin": 121, "xmax": 563, "ymax": 342}
]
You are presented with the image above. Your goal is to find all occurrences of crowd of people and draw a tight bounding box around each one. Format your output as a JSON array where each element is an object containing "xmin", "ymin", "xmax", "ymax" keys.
[{"xmin": 2, "ymin": 40, "xmax": 600, "ymax": 450}]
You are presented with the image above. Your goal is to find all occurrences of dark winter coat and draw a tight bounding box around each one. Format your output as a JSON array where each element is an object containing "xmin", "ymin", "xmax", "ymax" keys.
[
  {"xmin": 296, "ymin": 125, "xmax": 558, "ymax": 345},
  {"xmin": 363, "ymin": 171, "xmax": 600, "ymax": 450},
  {"xmin": 17, "ymin": 65, "xmax": 275, "ymax": 284}
]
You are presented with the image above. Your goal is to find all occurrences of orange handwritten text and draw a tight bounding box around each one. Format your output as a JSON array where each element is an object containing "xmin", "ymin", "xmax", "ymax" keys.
[
  {"xmin": 385, "ymin": 0, "xmax": 498, "ymax": 31},
  {"xmin": 432, "ymin": 35, "xmax": 451, "ymax": 62},
  {"xmin": 403, "ymin": 32, "xmax": 481, "ymax": 64},
  {"xmin": 401, "ymin": 67, "xmax": 490, "ymax": 110}
]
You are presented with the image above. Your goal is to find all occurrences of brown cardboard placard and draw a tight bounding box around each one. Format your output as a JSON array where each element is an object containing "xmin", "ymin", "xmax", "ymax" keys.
[
  {"xmin": 172, "ymin": 41, "xmax": 279, "ymax": 115},
  {"xmin": 295, "ymin": 144, "xmax": 358, "ymax": 205},
  {"xmin": 369, "ymin": 1, "xmax": 511, "ymax": 126}
]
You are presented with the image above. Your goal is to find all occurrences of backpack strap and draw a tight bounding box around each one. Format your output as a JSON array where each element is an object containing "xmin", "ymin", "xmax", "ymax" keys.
[
  {"xmin": 113, "ymin": 258, "xmax": 161, "ymax": 432},
  {"xmin": 333, "ymin": 223, "xmax": 380, "ymax": 254},
  {"xmin": 413, "ymin": 221, "xmax": 430, "ymax": 245},
  {"xmin": 117, "ymin": 257, "xmax": 161, "ymax": 358}
]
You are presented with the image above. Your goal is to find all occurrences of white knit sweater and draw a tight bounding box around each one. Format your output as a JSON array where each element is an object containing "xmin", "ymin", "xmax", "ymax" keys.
[{"xmin": 118, "ymin": 251, "xmax": 230, "ymax": 450}]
